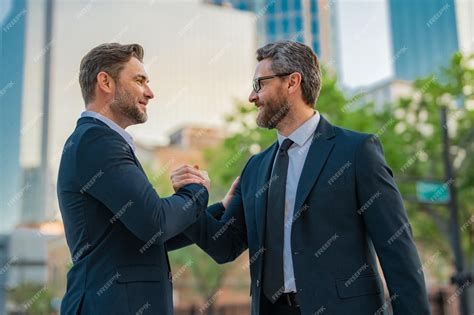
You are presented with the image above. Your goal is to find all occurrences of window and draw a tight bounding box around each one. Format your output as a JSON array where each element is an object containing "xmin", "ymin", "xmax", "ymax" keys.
[
  {"xmin": 294, "ymin": 0, "xmax": 302, "ymax": 11},
  {"xmin": 295, "ymin": 15, "xmax": 303, "ymax": 33},
  {"xmin": 267, "ymin": 18, "xmax": 276, "ymax": 36},
  {"xmin": 282, "ymin": 17, "xmax": 289, "ymax": 33}
]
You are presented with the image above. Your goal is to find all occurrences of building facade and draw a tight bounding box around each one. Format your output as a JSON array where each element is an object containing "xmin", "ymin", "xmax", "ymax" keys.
[
  {"xmin": 388, "ymin": 0, "xmax": 459, "ymax": 80},
  {"xmin": 205, "ymin": 0, "xmax": 332, "ymax": 61}
]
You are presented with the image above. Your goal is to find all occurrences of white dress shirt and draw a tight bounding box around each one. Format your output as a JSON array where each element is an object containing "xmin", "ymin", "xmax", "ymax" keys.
[{"xmin": 272, "ymin": 110, "xmax": 320, "ymax": 293}]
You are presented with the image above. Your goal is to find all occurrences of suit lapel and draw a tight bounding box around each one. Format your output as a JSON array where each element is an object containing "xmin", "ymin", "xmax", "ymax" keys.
[
  {"xmin": 293, "ymin": 116, "xmax": 336, "ymax": 216},
  {"xmin": 255, "ymin": 142, "xmax": 278, "ymax": 246}
]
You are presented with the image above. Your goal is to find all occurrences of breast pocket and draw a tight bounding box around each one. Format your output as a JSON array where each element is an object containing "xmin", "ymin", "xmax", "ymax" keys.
[
  {"xmin": 335, "ymin": 274, "xmax": 382, "ymax": 299},
  {"xmin": 117, "ymin": 265, "xmax": 165, "ymax": 314}
]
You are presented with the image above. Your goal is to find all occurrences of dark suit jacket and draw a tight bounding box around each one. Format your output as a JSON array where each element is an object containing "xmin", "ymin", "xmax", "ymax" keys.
[
  {"xmin": 57, "ymin": 117, "xmax": 208, "ymax": 315},
  {"xmin": 185, "ymin": 116, "xmax": 431, "ymax": 315}
]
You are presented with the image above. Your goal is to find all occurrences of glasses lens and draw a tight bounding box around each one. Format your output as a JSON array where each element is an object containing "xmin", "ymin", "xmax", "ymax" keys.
[{"xmin": 253, "ymin": 80, "xmax": 259, "ymax": 93}]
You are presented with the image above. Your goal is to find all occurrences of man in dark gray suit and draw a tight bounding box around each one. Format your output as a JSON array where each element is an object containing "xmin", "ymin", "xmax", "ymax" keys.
[
  {"xmin": 179, "ymin": 41, "xmax": 431, "ymax": 314},
  {"xmin": 57, "ymin": 43, "xmax": 210, "ymax": 314}
]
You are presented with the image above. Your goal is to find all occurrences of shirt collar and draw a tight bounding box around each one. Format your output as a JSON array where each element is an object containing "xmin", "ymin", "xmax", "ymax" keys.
[
  {"xmin": 80, "ymin": 111, "xmax": 135, "ymax": 152},
  {"xmin": 277, "ymin": 110, "xmax": 320, "ymax": 148}
]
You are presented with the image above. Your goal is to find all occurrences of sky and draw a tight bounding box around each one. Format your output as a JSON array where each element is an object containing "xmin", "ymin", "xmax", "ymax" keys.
[{"xmin": 336, "ymin": 0, "xmax": 394, "ymax": 88}]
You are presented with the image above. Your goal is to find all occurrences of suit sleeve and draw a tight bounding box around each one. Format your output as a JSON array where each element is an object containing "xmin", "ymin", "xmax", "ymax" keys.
[
  {"xmin": 355, "ymin": 136, "xmax": 430, "ymax": 314},
  {"xmin": 166, "ymin": 204, "xmax": 227, "ymax": 251},
  {"xmin": 76, "ymin": 127, "xmax": 209, "ymax": 244},
  {"xmin": 183, "ymin": 159, "xmax": 253, "ymax": 264}
]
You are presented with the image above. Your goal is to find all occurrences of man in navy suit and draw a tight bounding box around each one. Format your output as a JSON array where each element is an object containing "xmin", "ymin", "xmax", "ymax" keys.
[
  {"xmin": 57, "ymin": 43, "xmax": 211, "ymax": 314},
  {"xmin": 180, "ymin": 41, "xmax": 431, "ymax": 314}
]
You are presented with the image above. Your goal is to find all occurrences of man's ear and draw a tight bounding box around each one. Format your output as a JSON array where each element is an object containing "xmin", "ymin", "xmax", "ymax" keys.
[
  {"xmin": 96, "ymin": 71, "xmax": 114, "ymax": 94},
  {"xmin": 287, "ymin": 72, "xmax": 302, "ymax": 95}
]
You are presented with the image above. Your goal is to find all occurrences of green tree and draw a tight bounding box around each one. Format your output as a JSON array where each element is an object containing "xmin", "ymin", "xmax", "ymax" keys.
[{"xmin": 397, "ymin": 52, "xmax": 474, "ymax": 273}]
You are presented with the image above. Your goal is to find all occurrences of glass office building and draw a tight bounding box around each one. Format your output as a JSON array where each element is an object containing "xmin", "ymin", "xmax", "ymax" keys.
[
  {"xmin": 388, "ymin": 0, "xmax": 459, "ymax": 80},
  {"xmin": 0, "ymin": 0, "xmax": 27, "ymax": 232},
  {"xmin": 206, "ymin": 0, "xmax": 321, "ymax": 56}
]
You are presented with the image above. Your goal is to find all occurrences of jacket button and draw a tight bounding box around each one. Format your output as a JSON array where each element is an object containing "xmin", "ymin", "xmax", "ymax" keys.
[
  {"xmin": 256, "ymin": 280, "xmax": 260, "ymax": 287},
  {"xmin": 293, "ymin": 251, "xmax": 299, "ymax": 255}
]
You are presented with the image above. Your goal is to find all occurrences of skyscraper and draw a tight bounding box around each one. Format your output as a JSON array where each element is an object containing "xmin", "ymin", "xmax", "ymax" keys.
[
  {"xmin": 1, "ymin": 1, "xmax": 28, "ymax": 313},
  {"xmin": 388, "ymin": 0, "xmax": 459, "ymax": 80},
  {"xmin": 205, "ymin": 0, "xmax": 330, "ymax": 60},
  {"xmin": 0, "ymin": 0, "xmax": 27, "ymax": 232}
]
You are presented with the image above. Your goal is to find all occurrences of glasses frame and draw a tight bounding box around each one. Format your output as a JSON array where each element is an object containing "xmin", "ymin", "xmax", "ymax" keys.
[{"xmin": 252, "ymin": 73, "xmax": 293, "ymax": 93}]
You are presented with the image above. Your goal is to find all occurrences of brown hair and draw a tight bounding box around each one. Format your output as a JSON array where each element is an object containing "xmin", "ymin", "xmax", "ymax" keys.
[{"xmin": 79, "ymin": 43, "xmax": 144, "ymax": 104}]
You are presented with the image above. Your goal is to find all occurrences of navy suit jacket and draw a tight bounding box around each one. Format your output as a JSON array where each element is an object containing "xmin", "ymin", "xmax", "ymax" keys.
[
  {"xmin": 57, "ymin": 117, "xmax": 208, "ymax": 314},
  {"xmin": 185, "ymin": 116, "xmax": 431, "ymax": 315}
]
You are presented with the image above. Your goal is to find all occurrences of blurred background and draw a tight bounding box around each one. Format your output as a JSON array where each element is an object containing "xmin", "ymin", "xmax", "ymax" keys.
[{"xmin": 0, "ymin": 0, "xmax": 473, "ymax": 314}]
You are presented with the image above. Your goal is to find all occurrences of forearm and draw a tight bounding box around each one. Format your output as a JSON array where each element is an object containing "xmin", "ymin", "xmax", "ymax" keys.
[
  {"xmin": 184, "ymin": 202, "xmax": 247, "ymax": 264},
  {"xmin": 155, "ymin": 184, "xmax": 209, "ymax": 242}
]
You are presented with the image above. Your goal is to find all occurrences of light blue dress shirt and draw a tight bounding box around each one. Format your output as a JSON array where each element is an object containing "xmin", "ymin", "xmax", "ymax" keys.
[
  {"xmin": 80, "ymin": 111, "xmax": 136, "ymax": 153},
  {"xmin": 273, "ymin": 110, "xmax": 321, "ymax": 293}
]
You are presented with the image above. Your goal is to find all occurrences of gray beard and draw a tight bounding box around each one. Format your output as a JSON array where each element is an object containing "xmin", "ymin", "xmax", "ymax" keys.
[{"xmin": 256, "ymin": 101, "xmax": 290, "ymax": 129}]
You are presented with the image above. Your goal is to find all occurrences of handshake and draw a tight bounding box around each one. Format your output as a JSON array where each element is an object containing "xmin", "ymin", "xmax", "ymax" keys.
[
  {"xmin": 170, "ymin": 164, "xmax": 210, "ymax": 192},
  {"xmin": 170, "ymin": 164, "xmax": 239, "ymax": 208}
]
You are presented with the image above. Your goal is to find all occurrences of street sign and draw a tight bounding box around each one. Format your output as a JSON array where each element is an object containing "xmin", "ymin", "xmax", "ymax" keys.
[{"xmin": 416, "ymin": 181, "xmax": 451, "ymax": 204}]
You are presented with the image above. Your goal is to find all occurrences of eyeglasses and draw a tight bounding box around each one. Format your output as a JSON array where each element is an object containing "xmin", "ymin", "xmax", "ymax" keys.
[{"xmin": 252, "ymin": 73, "xmax": 292, "ymax": 93}]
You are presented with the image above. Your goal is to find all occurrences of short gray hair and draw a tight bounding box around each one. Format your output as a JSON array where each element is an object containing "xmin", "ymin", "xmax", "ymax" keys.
[{"xmin": 256, "ymin": 41, "xmax": 321, "ymax": 106}]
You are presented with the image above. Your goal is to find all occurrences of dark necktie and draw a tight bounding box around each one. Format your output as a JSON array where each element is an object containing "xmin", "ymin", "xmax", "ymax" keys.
[{"xmin": 263, "ymin": 138, "xmax": 294, "ymax": 303}]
